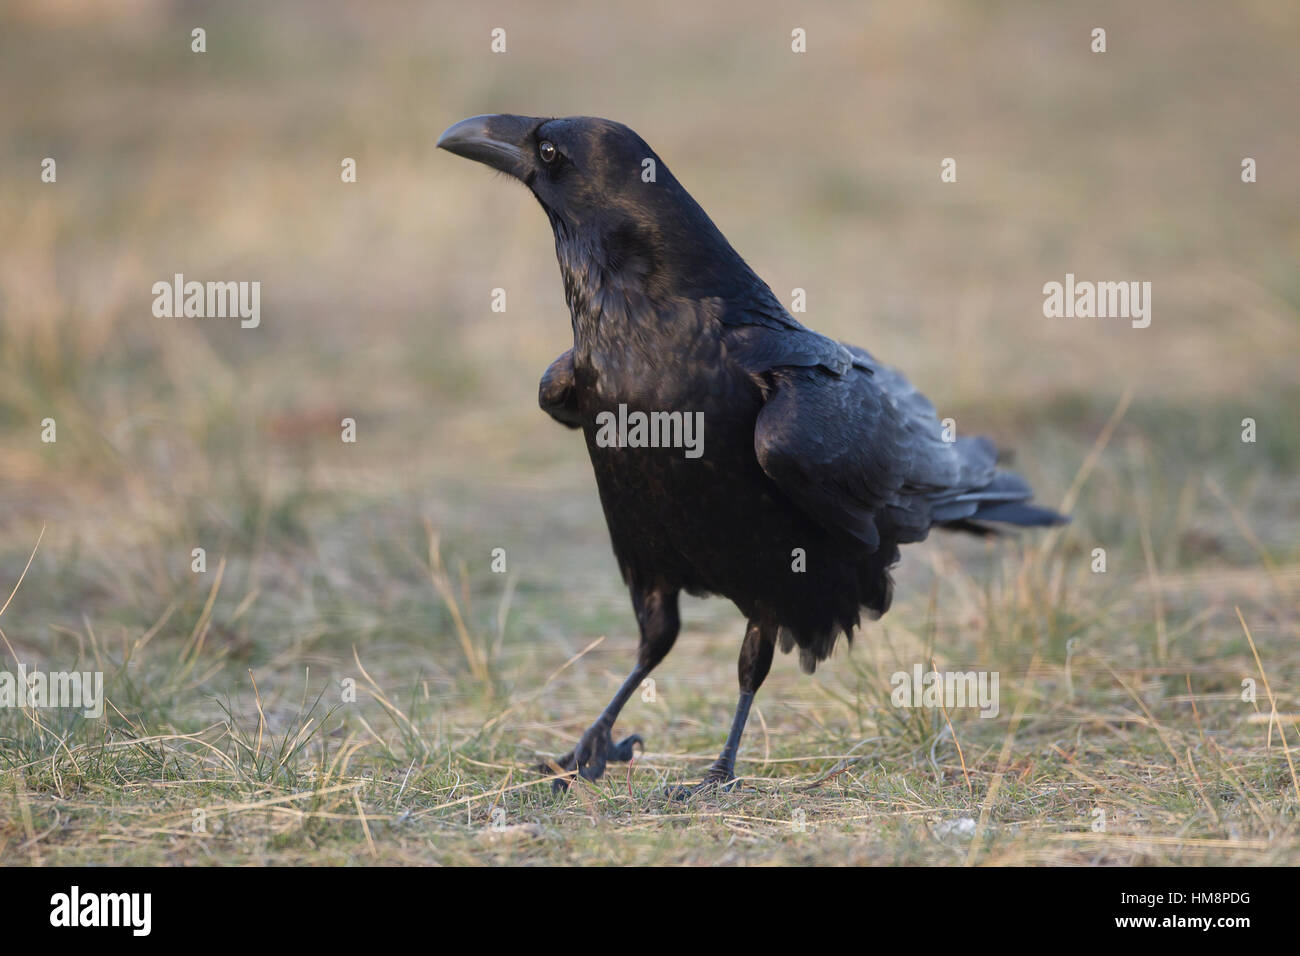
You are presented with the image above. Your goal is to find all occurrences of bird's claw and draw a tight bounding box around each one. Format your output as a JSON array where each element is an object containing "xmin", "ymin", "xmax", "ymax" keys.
[
  {"xmin": 542, "ymin": 726, "xmax": 644, "ymax": 791},
  {"xmin": 663, "ymin": 767, "xmax": 737, "ymax": 801},
  {"xmin": 608, "ymin": 732, "xmax": 644, "ymax": 763}
]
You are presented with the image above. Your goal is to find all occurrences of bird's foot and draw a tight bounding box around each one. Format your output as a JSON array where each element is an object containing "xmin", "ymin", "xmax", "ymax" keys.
[
  {"xmin": 664, "ymin": 764, "xmax": 737, "ymax": 801},
  {"xmin": 540, "ymin": 724, "xmax": 643, "ymax": 791}
]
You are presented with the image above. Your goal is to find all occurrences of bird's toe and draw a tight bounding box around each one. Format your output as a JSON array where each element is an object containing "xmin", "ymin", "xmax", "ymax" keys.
[
  {"xmin": 540, "ymin": 751, "xmax": 579, "ymax": 791},
  {"xmin": 664, "ymin": 770, "xmax": 737, "ymax": 801},
  {"xmin": 607, "ymin": 733, "xmax": 644, "ymax": 763},
  {"xmin": 542, "ymin": 724, "xmax": 640, "ymax": 790}
]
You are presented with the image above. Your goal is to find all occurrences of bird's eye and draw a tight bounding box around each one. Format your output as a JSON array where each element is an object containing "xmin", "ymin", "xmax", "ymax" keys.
[{"xmin": 538, "ymin": 141, "xmax": 558, "ymax": 163}]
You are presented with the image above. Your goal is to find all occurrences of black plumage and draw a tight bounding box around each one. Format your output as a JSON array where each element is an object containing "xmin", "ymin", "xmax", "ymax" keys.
[{"xmin": 438, "ymin": 114, "xmax": 1066, "ymax": 794}]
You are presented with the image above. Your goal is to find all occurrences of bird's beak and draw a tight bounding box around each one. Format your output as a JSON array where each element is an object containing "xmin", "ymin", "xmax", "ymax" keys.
[{"xmin": 436, "ymin": 114, "xmax": 538, "ymax": 179}]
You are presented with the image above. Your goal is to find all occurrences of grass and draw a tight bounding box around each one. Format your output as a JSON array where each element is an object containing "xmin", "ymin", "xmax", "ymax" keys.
[
  {"xmin": 3, "ymin": 419, "xmax": 1298, "ymax": 866},
  {"xmin": 2, "ymin": 0, "xmax": 1299, "ymax": 865}
]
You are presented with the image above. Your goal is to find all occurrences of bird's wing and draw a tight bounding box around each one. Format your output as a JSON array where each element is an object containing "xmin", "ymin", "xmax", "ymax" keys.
[
  {"xmin": 750, "ymin": 341, "xmax": 998, "ymax": 550},
  {"xmin": 719, "ymin": 294, "xmax": 855, "ymax": 375},
  {"xmin": 538, "ymin": 349, "xmax": 583, "ymax": 428}
]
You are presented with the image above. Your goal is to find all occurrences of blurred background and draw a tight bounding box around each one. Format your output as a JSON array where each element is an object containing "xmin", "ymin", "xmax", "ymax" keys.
[{"xmin": 1, "ymin": 0, "xmax": 1298, "ymax": 863}]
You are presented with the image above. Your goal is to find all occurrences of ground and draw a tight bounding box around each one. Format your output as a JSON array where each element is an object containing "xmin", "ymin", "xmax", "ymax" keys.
[{"xmin": 1, "ymin": 0, "xmax": 1298, "ymax": 865}]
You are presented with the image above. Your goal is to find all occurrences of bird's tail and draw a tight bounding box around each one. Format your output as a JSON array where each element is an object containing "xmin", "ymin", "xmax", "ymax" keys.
[
  {"xmin": 967, "ymin": 499, "xmax": 1070, "ymax": 527},
  {"xmin": 932, "ymin": 461, "xmax": 1069, "ymax": 534}
]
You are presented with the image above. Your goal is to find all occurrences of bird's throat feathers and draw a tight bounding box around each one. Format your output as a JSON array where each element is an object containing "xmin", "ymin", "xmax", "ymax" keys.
[
  {"xmin": 554, "ymin": 223, "xmax": 657, "ymax": 343},
  {"xmin": 550, "ymin": 205, "xmax": 750, "ymax": 355}
]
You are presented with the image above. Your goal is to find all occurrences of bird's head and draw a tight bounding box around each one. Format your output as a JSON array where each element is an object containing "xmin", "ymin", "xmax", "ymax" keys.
[{"xmin": 437, "ymin": 114, "xmax": 749, "ymax": 301}]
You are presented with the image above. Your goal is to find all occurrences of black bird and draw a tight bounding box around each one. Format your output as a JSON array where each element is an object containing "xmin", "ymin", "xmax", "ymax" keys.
[{"xmin": 438, "ymin": 114, "xmax": 1066, "ymax": 795}]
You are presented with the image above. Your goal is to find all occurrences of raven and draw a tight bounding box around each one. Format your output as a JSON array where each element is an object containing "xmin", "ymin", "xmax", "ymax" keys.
[{"xmin": 438, "ymin": 114, "xmax": 1066, "ymax": 795}]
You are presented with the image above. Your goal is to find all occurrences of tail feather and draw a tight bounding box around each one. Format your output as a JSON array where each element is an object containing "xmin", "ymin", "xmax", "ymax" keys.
[
  {"xmin": 932, "ymin": 464, "xmax": 1069, "ymax": 532},
  {"xmin": 971, "ymin": 500, "xmax": 1069, "ymax": 526}
]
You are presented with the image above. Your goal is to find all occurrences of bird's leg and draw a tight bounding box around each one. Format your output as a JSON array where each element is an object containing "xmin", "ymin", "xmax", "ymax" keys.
[
  {"xmin": 542, "ymin": 587, "xmax": 679, "ymax": 790},
  {"xmin": 668, "ymin": 619, "xmax": 775, "ymax": 800},
  {"xmin": 544, "ymin": 669, "xmax": 646, "ymax": 789}
]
